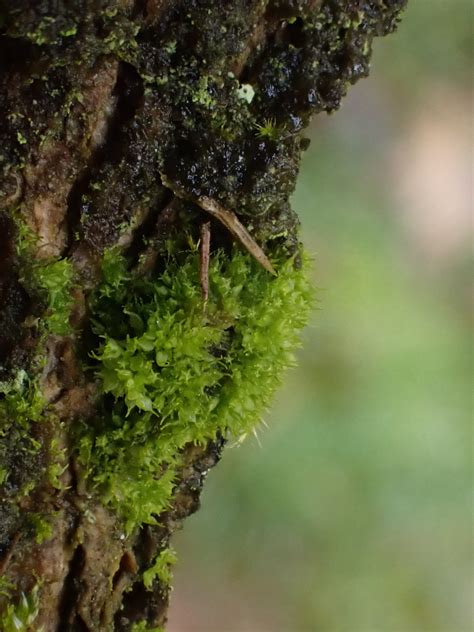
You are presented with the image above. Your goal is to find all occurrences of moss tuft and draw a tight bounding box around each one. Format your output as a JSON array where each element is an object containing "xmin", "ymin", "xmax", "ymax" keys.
[
  {"xmin": 79, "ymin": 245, "xmax": 313, "ymax": 533},
  {"xmin": 131, "ymin": 622, "xmax": 164, "ymax": 632},
  {"xmin": 29, "ymin": 512, "xmax": 54, "ymax": 544},
  {"xmin": 143, "ymin": 547, "xmax": 177, "ymax": 591},
  {"xmin": 1, "ymin": 586, "xmax": 40, "ymax": 632},
  {"xmin": 0, "ymin": 369, "xmax": 44, "ymax": 427},
  {"xmin": 31, "ymin": 259, "xmax": 74, "ymax": 336},
  {"xmin": 0, "ymin": 220, "xmax": 75, "ymax": 543}
]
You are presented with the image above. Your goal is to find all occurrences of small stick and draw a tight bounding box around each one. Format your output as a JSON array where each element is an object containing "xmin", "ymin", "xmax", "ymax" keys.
[
  {"xmin": 200, "ymin": 220, "xmax": 211, "ymax": 304},
  {"xmin": 160, "ymin": 173, "xmax": 277, "ymax": 276},
  {"xmin": 197, "ymin": 196, "xmax": 276, "ymax": 276}
]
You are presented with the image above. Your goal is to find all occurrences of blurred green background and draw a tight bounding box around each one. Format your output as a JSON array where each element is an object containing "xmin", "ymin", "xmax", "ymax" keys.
[{"xmin": 168, "ymin": 2, "xmax": 472, "ymax": 630}]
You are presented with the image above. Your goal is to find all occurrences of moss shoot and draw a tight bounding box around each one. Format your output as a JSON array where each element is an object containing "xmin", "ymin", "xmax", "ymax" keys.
[{"xmin": 1, "ymin": 587, "xmax": 40, "ymax": 632}]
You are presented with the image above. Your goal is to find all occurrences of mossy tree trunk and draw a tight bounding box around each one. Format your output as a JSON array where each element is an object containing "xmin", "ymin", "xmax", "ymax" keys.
[{"xmin": 0, "ymin": 1, "xmax": 405, "ymax": 630}]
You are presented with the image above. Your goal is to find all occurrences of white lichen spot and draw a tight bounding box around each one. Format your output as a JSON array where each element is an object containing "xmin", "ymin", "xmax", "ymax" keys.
[{"xmin": 236, "ymin": 83, "xmax": 255, "ymax": 104}]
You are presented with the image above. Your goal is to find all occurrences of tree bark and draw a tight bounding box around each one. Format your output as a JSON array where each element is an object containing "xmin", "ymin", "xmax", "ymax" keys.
[{"xmin": 0, "ymin": 1, "xmax": 406, "ymax": 630}]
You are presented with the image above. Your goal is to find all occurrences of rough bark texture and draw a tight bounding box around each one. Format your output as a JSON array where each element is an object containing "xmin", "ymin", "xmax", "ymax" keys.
[{"xmin": 0, "ymin": 1, "xmax": 406, "ymax": 630}]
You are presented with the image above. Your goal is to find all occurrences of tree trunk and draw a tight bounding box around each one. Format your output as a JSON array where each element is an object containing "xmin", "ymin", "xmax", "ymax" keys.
[{"xmin": 0, "ymin": 1, "xmax": 406, "ymax": 630}]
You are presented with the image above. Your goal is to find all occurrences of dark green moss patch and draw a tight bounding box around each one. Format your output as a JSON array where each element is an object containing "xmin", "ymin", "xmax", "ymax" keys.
[{"xmin": 0, "ymin": 223, "xmax": 75, "ymax": 558}]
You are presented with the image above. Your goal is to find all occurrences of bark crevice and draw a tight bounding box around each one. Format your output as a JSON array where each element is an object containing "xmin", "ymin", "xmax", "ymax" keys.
[{"xmin": 57, "ymin": 544, "xmax": 87, "ymax": 632}]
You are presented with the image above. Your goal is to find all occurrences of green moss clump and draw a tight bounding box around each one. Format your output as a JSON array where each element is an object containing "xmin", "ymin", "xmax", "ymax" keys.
[
  {"xmin": 1, "ymin": 586, "xmax": 40, "ymax": 632},
  {"xmin": 143, "ymin": 548, "xmax": 177, "ymax": 591},
  {"xmin": 16, "ymin": 224, "xmax": 75, "ymax": 337},
  {"xmin": 131, "ymin": 622, "xmax": 164, "ymax": 632},
  {"xmin": 0, "ymin": 222, "xmax": 75, "ymax": 534},
  {"xmin": 0, "ymin": 369, "xmax": 45, "ymax": 497},
  {"xmin": 28, "ymin": 512, "xmax": 54, "ymax": 544},
  {"xmin": 0, "ymin": 253, "xmax": 73, "ymax": 494},
  {"xmin": 31, "ymin": 258, "xmax": 74, "ymax": 336},
  {"xmin": 79, "ymin": 245, "xmax": 313, "ymax": 533},
  {"xmin": 0, "ymin": 369, "xmax": 44, "ymax": 427}
]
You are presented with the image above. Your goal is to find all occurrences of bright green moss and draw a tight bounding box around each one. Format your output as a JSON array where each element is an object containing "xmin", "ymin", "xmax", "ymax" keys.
[
  {"xmin": 0, "ymin": 222, "xmax": 73, "ymax": 420},
  {"xmin": 0, "ymin": 369, "xmax": 44, "ymax": 427},
  {"xmin": 29, "ymin": 512, "xmax": 54, "ymax": 544},
  {"xmin": 143, "ymin": 547, "xmax": 177, "ymax": 590},
  {"xmin": 79, "ymin": 245, "xmax": 313, "ymax": 533},
  {"xmin": 192, "ymin": 76, "xmax": 217, "ymax": 109},
  {"xmin": 59, "ymin": 25, "xmax": 77, "ymax": 37},
  {"xmin": 16, "ymin": 221, "xmax": 75, "ymax": 336},
  {"xmin": 0, "ymin": 221, "xmax": 74, "ymax": 529},
  {"xmin": 1, "ymin": 587, "xmax": 40, "ymax": 632},
  {"xmin": 32, "ymin": 258, "xmax": 74, "ymax": 336},
  {"xmin": 0, "ymin": 370, "xmax": 45, "ymax": 496},
  {"xmin": 16, "ymin": 132, "xmax": 27, "ymax": 146},
  {"xmin": 46, "ymin": 436, "xmax": 68, "ymax": 490},
  {"xmin": 100, "ymin": 14, "xmax": 140, "ymax": 62},
  {"xmin": 131, "ymin": 623, "xmax": 164, "ymax": 632},
  {"xmin": 254, "ymin": 117, "xmax": 283, "ymax": 141}
]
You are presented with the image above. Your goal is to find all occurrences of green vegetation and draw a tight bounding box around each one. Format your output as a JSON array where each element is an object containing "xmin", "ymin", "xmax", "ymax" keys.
[
  {"xmin": 0, "ymin": 369, "xmax": 44, "ymax": 427},
  {"xmin": 28, "ymin": 513, "xmax": 54, "ymax": 545},
  {"xmin": 131, "ymin": 622, "xmax": 164, "ymax": 632},
  {"xmin": 29, "ymin": 258, "xmax": 74, "ymax": 336},
  {"xmin": 0, "ymin": 222, "xmax": 74, "ymax": 573},
  {"xmin": 1, "ymin": 587, "xmax": 40, "ymax": 632},
  {"xmin": 79, "ymin": 245, "xmax": 312, "ymax": 534},
  {"xmin": 16, "ymin": 226, "xmax": 74, "ymax": 337},
  {"xmin": 254, "ymin": 118, "xmax": 284, "ymax": 141},
  {"xmin": 143, "ymin": 548, "xmax": 178, "ymax": 590},
  {"xmin": 0, "ymin": 368, "xmax": 45, "ymax": 497}
]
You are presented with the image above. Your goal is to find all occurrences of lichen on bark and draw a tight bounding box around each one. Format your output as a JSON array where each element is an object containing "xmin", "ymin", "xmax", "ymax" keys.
[{"xmin": 0, "ymin": 1, "xmax": 406, "ymax": 629}]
